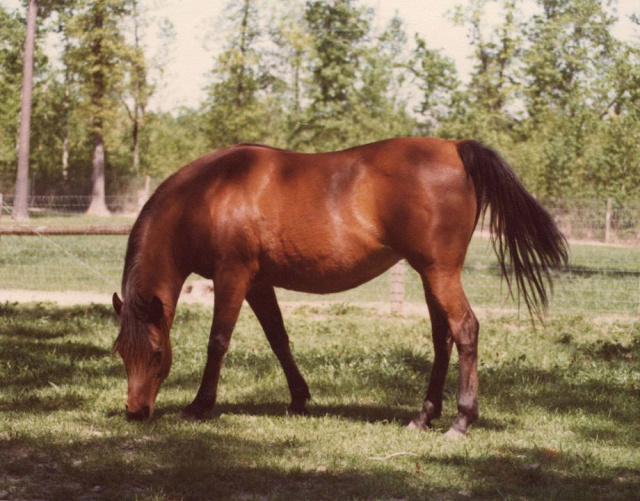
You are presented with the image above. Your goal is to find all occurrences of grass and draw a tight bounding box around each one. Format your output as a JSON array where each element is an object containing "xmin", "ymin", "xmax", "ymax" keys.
[
  {"xmin": 1, "ymin": 302, "xmax": 639, "ymax": 500},
  {"xmin": 0, "ymin": 231, "xmax": 638, "ymax": 315}
]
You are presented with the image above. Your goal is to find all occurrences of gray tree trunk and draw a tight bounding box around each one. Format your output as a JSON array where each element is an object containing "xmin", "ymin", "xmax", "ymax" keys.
[
  {"xmin": 13, "ymin": 0, "xmax": 38, "ymax": 220},
  {"xmin": 86, "ymin": 132, "xmax": 110, "ymax": 216}
]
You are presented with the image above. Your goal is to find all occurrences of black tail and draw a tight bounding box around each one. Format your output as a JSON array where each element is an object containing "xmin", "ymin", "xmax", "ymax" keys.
[{"xmin": 456, "ymin": 140, "xmax": 569, "ymax": 319}]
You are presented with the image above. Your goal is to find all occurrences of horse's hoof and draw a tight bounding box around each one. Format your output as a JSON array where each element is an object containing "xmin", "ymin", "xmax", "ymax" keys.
[
  {"xmin": 407, "ymin": 419, "xmax": 430, "ymax": 432},
  {"xmin": 287, "ymin": 405, "xmax": 310, "ymax": 417},
  {"xmin": 444, "ymin": 427, "xmax": 466, "ymax": 440},
  {"xmin": 179, "ymin": 406, "xmax": 204, "ymax": 422}
]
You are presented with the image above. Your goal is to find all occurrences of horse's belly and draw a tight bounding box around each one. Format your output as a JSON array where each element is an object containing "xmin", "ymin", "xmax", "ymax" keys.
[{"xmin": 262, "ymin": 245, "xmax": 400, "ymax": 294}]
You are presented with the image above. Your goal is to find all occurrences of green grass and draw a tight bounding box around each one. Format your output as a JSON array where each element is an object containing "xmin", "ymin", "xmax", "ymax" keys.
[
  {"xmin": 0, "ymin": 230, "xmax": 638, "ymax": 314},
  {"xmin": 1, "ymin": 302, "xmax": 639, "ymax": 500},
  {"xmin": 0, "ymin": 214, "xmax": 136, "ymax": 225},
  {"xmin": 0, "ymin": 234, "xmax": 125, "ymax": 292}
]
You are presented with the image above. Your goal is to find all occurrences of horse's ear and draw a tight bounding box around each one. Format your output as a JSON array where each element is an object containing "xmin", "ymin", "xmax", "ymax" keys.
[
  {"xmin": 112, "ymin": 293, "xmax": 123, "ymax": 316},
  {"xmin": 149, "ymin": 296, "xmax": 164, "ymax": 324}
]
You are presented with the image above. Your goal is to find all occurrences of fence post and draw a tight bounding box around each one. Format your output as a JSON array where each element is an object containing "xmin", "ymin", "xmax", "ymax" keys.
[
  {"xmin": 605, "ymin": 198, "xmax": 612, "ymax": 244},
  {"xmin": 390, "ymin": 260, "xmax": 405, "ymax": 314}
]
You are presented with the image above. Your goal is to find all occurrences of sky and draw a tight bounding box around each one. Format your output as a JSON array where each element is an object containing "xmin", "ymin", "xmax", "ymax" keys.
[{"xmin": 1, "ymin": 0, "xmax": 638, "ymax": 112}]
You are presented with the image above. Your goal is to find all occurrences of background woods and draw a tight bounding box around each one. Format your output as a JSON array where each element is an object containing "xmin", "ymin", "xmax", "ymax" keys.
[{"xmin": 1, "ymin": 0, "xmax": 640, "ymax": 210}]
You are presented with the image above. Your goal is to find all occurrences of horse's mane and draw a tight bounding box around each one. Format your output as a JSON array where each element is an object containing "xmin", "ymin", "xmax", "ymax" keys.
[
  {"xmin": 113, "ymin": 183, "xmax": 170, "ymax": 364},
  {"xmin": 112, "ymin": 287, "xmax": 160, "ymax": 367}
]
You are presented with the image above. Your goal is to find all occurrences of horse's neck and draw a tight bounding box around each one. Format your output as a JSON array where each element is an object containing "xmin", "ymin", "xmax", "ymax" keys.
[{"xmin": 125, "ymin": 244, "xmax": 185, "ymax": 321}]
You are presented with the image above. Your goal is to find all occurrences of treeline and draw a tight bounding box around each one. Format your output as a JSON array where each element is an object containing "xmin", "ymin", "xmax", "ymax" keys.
[{"xmin": 2, "ymin": 0, "xmax": 640, "ymax": 207}]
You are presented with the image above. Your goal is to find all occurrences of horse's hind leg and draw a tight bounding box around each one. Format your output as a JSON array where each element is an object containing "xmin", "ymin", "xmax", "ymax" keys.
[
  {"xmin": 180, "ymin": 266, "xmax": 251, "ymax": 421},
  {"xmin": 410, "ymin": 268, "xmax": 479, "ymax": 437},
  {"xmin": 408, "ymin": 298, "xmax": 454, "ymax": 431},
  {"xmin": 246, "ymin": 283, "xmax": 311, "ymax": 416}
]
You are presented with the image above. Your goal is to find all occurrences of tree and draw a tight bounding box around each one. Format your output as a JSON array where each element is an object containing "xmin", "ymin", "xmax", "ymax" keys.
[
  {"xmin": 268, "ymin": 0, "xmax": 310, "ymax": 135},
  {"xmin": 444, "ymin": 0, "xmax": 524, "ymax": 144},
  {"xmin": 148, "ymin": 17, "xmax": 175, "ymax": 114},
  {"xmin": 143, "ymin": 108, "xmax": 209, "ymax": 180},
  {"xmin": 585, "ymin": 32, "xmax": 640, "ymax": 200},
  {"xmin": 13, "ymin": 0, "xmax": 38, "ymax": 220},
  {"xmin": 294, "ymin": 0, "xmax": 372, "ymax": 150},
  {"xmin": 464, "ymin": 0, "xmax": 521, "ymax": 114},
  {"xmin": 348, "ymin": 14, "xmax": 416, "ymax": 143},
  {"xmin": 523, "ymin": 0, "xmax": 616, "ymax": 117},
  {"xmin": 205, "ymin": 0, "xmax": 283, "ymax": 148},
  {"xmin": 408, "ymin": 34, "xmax": 460, "ymax": 134},
  {"xmin": 10, "ymin": 0, "xmax": 73, "ymax": 216},
  {"xmin": 121, "ymin": 0, "xmax": 152, "ymax": 175},
  {"xmin": 521, "ymin": 0, "xmax": 621, "ymax": 197},
  {"xmin": 0, "ymin": 6, "xmax": 25, "ymax": 191},
  {"xmin": 65, "ymin": 0, "xmax": 131, "ymax": 215}
]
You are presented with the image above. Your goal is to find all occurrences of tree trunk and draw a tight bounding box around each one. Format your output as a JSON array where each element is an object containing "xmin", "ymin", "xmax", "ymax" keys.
[
  {"xmin": 61, "ymin": 76, "xmax": 70, "ymax": 183},
  {"xmin": 236, "ymin": 0, "xmax": 251, "ymax": 107},
  {"xmin": 61, "ymin": 34, "xmax": 71, "ymax": 184},
  {"xmin": 62, "ymin": 131, "xmax": 69, "ymax": 182},
  {"xmin": 86, "ymin": 131, "xmax": 110, "ymax": 216},
  {"xmin": 13, "ymin": 0, "xmax": 38, "ymax": 221},
  {"xmin": 132, "ymin": 114, "xmax": 140, "ymax": 174},
  {"xmin": 131, "ymin": 0, "xmax": 142, "ymax": 174},
  {"xmin": 86, "ymin": 5, "xmax": 109, "ymax": 216}
]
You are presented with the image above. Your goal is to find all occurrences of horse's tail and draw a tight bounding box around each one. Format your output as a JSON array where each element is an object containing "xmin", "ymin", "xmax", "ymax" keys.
[{"xmin": 456, "ymin": 139, "xmax": 569, "ymax": 319}]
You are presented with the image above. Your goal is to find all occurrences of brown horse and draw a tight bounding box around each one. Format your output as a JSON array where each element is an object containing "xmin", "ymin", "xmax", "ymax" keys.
[{"xmin": 112, "ymin": 137, "xmax": 567, "ymax": 437}]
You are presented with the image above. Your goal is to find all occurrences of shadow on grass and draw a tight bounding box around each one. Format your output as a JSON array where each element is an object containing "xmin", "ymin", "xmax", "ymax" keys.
[
  {"xmin": 420, "ymin": 445, "xmax": 640, "ymax": 500},
  {"xmin": 153, "ymin": 401, "xmax": 418, "ymax": 427},
  {"xmin": 2, "ymin": 303, "xmax": 640, "ymax": 500},
  {"xmin": 0, "ymin": 337, "xmax": 114, "ymax": 388},
  {"xmin": 561, "ymin": 264, "xmax": 640, "ymax": 278},
  {"xmin": 0, "ymin": 432, "xmax": 438, "ymax": 501},
  {"xmin": 0, "ymin": 301, "xmax": 115, "ymax": 323},
  {"xmin": 0, "ymin": 303, "xmax": 120, "ymax": 414},
  {"xmin": 480, "ymin": 360, "xmax": 640, "ymax": 445},
  {"xmin": 2, "ymin": 425, "xmax": 638, "ymax": 501},
  {"xmin": 3, "ymin": 303, "xmax": 638, "ymax": 427}
]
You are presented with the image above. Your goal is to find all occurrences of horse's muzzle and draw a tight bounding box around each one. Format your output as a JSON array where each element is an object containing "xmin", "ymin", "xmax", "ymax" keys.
[{"xmin": 125, "ymin": 405, "xmax": 151, "ymax": 421}]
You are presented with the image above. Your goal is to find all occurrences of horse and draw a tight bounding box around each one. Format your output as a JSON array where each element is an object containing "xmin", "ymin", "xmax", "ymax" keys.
[{"xmin": 112, "ymin": 137, "xmax": 568, "ymax": 437}]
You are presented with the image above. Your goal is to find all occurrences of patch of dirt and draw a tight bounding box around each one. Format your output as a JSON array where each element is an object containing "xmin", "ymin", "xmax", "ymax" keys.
[
  {"xmin": 0, "ymin": 281, "xmax": 215, "ymax": 307},
  {"xmin": 8, "ymin": 282, "xmax": 613, "ymax": 321},
  {"xmin": 0, "ymin": 289, "xmax": 111, "ymax": 306}
]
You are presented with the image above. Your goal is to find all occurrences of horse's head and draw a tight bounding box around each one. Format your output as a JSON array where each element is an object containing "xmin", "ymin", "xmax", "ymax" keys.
[{"xmin": 112, "ymin": 292, "xmax": 172, "ymax": 421}]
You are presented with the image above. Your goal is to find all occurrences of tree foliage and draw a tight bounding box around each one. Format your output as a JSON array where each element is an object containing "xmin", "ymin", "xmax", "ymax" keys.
[
  {"xmin": 0, "ymin": 6, "xmax": 25, "ymax": 189},
  {"xmin": 1, "ymin": 0, "xmax": 639, "ymax": 203}
]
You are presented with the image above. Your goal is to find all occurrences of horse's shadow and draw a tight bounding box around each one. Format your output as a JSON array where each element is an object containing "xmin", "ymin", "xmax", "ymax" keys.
[
  {"xmin": 151, "ymin": 401, "xmax": 416, "ymax": 425},
  {"xmin": 139, "ymin": 401, "xmax": 511, "ymax": 434}
]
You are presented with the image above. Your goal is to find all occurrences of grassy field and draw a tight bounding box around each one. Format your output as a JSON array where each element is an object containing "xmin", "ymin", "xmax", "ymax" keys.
[
  {"xmin": 1, "ymin": 301, "xmax": 639, "ymax": 500},
  {"xmin": 0, "ymin": 230, "xmax": 639, "ymax": 315}
]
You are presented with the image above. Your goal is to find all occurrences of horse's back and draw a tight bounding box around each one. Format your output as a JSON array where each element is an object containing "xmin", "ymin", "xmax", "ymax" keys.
[{"xmin": 153, "ymin": 138, "xmax": 476, "ymax": 292}]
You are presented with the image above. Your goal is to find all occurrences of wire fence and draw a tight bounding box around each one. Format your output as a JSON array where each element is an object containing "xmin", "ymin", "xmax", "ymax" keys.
[
  {"xmin": 2, "ymin": 194, "xmax": 639, "ymax": 243},
  {"xmin": 0, "ymin": 195, "xmax": 638, "ymax": 317},
  {"xmin": 0, "ymin": 194, "xmax": 144, "ymax": 217},
  {"xmin": 543, "ymin": 198, "xmax": 640, "ymax": 245}
]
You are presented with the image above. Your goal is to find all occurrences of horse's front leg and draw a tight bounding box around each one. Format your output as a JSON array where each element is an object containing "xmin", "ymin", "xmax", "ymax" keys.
[
  {"xmin": 180, "ymin": 267, "xmax": 251, "ymax": 421},
  {"xmin": 246, "ymin": 283, "xmax": 311, "ymax": 416}
]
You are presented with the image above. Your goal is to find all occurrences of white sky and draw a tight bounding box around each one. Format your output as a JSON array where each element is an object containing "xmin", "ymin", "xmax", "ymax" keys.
[{"xmin": 1, "ymin": 0, "xmax": 638, "ymax": 112}]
